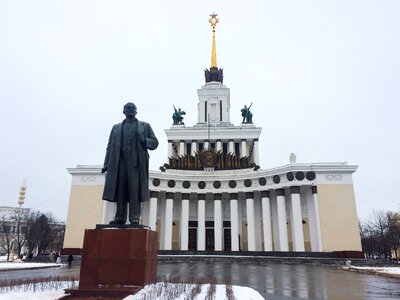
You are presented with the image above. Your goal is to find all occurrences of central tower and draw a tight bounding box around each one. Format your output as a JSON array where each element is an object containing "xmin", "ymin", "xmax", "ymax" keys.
[
  {"xmin": 197, "ymin": 13, "xmax": 231, "ymax": 125},
  {"xmin": 164, "ymin": 13, "xmax": 262, "ymax": 169}
]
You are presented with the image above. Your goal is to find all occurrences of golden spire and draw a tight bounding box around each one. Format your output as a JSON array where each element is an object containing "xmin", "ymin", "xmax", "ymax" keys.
[{"xmin": 209, "ymin": 13, "xmax": 219, "ymax": 68}]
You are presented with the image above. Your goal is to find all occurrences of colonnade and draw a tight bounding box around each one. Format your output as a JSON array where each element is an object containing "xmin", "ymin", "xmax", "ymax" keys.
[
  {"xmin": 143, "ymin": 186, "xmax": 323, "ymax": 252},
  {"xmin": 168, "ymin": 139, "xmax": 259, "ymax": 165}
]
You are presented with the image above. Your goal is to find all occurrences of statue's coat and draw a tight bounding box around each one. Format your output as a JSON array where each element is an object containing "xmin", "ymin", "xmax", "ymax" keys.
[{"xmin": 102, "ymin": 119, "xmax": 158, "ymax": 202}]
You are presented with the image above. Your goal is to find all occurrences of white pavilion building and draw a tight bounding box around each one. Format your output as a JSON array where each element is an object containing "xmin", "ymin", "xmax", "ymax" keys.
[{"xmin": 62, "ymin": 15, "xmax": 362, "ymax": 256}]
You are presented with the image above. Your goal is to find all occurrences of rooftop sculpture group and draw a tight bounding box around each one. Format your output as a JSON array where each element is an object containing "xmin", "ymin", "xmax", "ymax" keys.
[
  {"xmin": 241, "ymin": 103, "xmax": 253, "ymax": 124},
  {"xmin": 172, "ymin": 105, "xmax": 186, "ymax": 125}
]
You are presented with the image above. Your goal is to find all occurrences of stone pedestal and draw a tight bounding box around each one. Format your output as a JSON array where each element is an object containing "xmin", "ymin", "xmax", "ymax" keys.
[{"xmin": 65, "ymin": 228, "xmax": 157, "ymax": 299}]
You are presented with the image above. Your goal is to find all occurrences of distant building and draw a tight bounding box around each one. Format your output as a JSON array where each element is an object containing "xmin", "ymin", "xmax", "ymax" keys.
[{"xmin": 63, "ymin": 15, "xmax": 362, "ymax": 256}]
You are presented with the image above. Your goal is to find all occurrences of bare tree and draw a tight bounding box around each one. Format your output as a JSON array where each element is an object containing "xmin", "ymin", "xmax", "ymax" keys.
[
  {"xmin": 50, "ymin": 222, "xmax": 65, "ymax": 253},
  {"xmin": 35, "ymin": 214, "xmax": 53, "ymax": 254},
  {"xmin": 14, "ymin": 209, "xmax": 28, "ymax": 257},
  {"xmin": 0, "ymin": 219, "xmax": 14, "ymax": 261},
  {"xmin": 25, "ymin": 211, "xmax": 41, "ymax": 254},
  {"xmin": 360, "ymin": 220, "xmax": 378, "ymax": 258},
  {"xmin": 360, "ymin": 209, "xmax": 400, "ymax": 260},
  {"xmin": 368, "ymin": 210, "xmax": 391, "ymax": 259},
  {"xmin": 24, "ymin": 211, "xmax": 64, "ymax": 255},
  {"xmin": 386, "ymin": 211, "xmax": 400, "ymax": 260}
]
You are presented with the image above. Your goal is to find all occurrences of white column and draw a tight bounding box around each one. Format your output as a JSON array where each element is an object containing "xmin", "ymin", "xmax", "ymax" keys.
[
  {"xmin": 230, "ymin": 194, "xmax": 239, "ymax": 251},
  {"xmin": 204, "ymin": 141, "xmax": 209, "ymax": 150},
  {"xmin": 164, "ymin": 193, "xmax": 174, "ymax": 250},
  {"xmin": 214, "ymin": 194, "xmax": 223, "ymax": 251},
  {"xmin": 168, "ymin": 140, "xmax": 174, "ymax": 157},
  {"xmin": 159, "ymin": 195, "xmax": 166, "ymax": 249},
  {"xmin": 241, "ymin": 139, "xmax": 247, "ymax": 157},
  {"xmin": 197, "ymin": 195, "xmax": 206, "ymax": 251},
  {"xmin": 254, "ymin": 196, "xmax": 262, "ymax": 251},
  {"xmin": 276, "ymin": 189, "xmax": 289, "ymax": 251},
  {"xmin": 180, "ymin": 194, "xmax": 189, "ymax": 251},
  {"xmin": 261, "ymin": 191, "xmax": 273, "ymax": 251},
  {"xmin": 191, "ymin": 140, "xmax": 197, "ymax": 156},
  {"xmin": 306, "ymin": 187, "xmax": 317, "ymax": 251},
  {"xmin": 149, "ymin": 192, "xmax": 158, "ymax": 231},
  {"xmin": 237, "ymin": 197, "xmax": 244, "ymax": 250},
  {"xmin": 308, "ymin": 186, "xmax": 323, "ymax": 251},
  {"xmin": 179, "ymin": 141, "xmax": 185, "ymax": 156},
  {"xmin": 246, "ymin": 192, "xmax": 256, "ymax": 251},
  {"xmin": 270, "ymin": 195, "xmax": 279, "ymax": 251},
  {"xmin": 228, "ymin": 140, "xmax": 234, "ymax": 154},
  {"xmin": 253, "ymin": 139, "xmax": 259, "ymax": 165},
  {"xmin": 216, "ymin": 140, "xmax": 222, "ymax": 152},
  {"xmin": 290, "ymin": 187, "xmax": 305, "ymax": 251}
]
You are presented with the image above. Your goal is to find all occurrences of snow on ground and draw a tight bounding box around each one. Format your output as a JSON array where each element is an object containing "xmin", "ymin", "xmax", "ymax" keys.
[
  {"xmin": 1, "ymin": 254, "xmax": 64, "ymax": 270},
  {"xmin": 0, "ymin": 280, "xmax": 78, "ymax": 300},
  {"xmin": 0, "ymin": 290, "xmax": 66, "ymax": 300},
  {"xmin": 125, "ymin": 283, "xmax": 264, "ymax": 300},
  {"xmin": 0, "ymin": 262, "xmax": 64, "ymax": 271},
  {"xmin": 0, "ymin": 282, "xmax": 264, "ymax": 300},
  {"xmin": 345, "ymin": 266, "xmax": 400, "ymax": 276}
]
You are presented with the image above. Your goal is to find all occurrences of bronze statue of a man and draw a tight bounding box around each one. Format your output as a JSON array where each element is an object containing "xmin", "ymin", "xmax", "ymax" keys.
[{"xmin": 101, "ymin": 102, "xmax": 158, "ymax": 225}]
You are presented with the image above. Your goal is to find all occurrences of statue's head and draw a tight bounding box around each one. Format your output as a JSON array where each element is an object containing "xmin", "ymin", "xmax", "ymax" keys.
[{"xmin": 123, "ymin": 102, "xmax": 137, "ymax": 119}]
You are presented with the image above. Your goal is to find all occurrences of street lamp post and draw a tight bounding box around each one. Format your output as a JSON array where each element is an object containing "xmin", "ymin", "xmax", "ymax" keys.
[{"xmin": 16, "ymin": 179, "xmax": 26, "ymax": 258}]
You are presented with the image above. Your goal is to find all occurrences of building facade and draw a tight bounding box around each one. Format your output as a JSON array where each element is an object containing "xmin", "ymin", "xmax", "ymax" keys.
[{"xmin": 62, "ymin": 15, "xmax": 362, "ymax": 255}]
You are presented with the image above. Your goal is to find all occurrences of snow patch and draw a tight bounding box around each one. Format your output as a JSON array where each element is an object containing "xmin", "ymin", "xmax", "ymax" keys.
[
  {"xmin": 347, "ymin": 266, "xmax": 400, "ymax": 276},
  {"xmin": 0, "ymin": 262, "xmax": 64, "ymax": 271},
  {"xmin": 124, "ymin": 282, "xmax": 264, "ymax": 300}
]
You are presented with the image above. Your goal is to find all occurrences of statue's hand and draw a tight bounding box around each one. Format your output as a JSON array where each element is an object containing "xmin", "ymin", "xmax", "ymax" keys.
[
  {"xmin": 101, "ymin": 167, "xmax": 107, "ymax": 173},
  {"xmin": 138, "ymin": 134, "xmax": 146, "ymax": 146}
]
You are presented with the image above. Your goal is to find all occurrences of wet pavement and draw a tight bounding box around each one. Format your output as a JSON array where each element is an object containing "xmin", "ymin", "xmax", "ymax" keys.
[
  {"xmin": 157, "ymin": 262, "xmax": 400, "ymax": 300},
  {"xmin": 1, "ymin": 261, "xmax": 399, "ymax": 299}
]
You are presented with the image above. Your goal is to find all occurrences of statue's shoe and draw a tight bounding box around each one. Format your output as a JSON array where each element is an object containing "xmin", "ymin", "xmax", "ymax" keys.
[{"xmin": 109, "ymin": 220, "xmax": 125, "ymax": 225}]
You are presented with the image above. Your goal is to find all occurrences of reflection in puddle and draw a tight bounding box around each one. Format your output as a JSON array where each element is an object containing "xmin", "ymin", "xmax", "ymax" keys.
[{"xmin": 158, "ymin": 261, "xmax": 400, "ymax": 299}]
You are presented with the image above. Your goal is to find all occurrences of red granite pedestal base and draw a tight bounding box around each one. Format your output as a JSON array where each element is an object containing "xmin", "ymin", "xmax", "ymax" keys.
[{"xmin": 64, "ymin": 228, "xmax": 157, "ymax": 299}]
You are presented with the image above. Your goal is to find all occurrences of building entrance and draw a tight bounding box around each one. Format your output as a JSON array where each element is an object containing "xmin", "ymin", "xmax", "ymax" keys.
[
  {"xmin": 206, "ymin": 228, "xmax": 214, "ymax": 251},
  {"xmin": 224, "ymin": 228, "xmax": 231, "ymax": 251},
  {"xmin": 188, "ymin": 228, "xmax": 197, "ymax": 250},
  {"xmin": 187, "ymin": 221, "xmax": 232, "ymax": 251}
]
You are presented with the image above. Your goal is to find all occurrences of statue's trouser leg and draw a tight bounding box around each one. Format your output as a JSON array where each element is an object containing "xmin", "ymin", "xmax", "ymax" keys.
[
  {"xmin": 127, "ymin": 166, "xmax": 140, "ymax": 224},
  {"xmin": 115, "ymin": 154, "xmax": 129, "ymax": 223}
]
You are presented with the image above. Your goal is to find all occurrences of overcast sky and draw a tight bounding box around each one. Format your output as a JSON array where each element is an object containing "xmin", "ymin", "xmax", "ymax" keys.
[{"xmin": 1, "ymin": 1, "xmax": 399, "ymax": 222}]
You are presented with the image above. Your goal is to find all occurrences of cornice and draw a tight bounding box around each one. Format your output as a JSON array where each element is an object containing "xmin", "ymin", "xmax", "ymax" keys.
[
  {"xmin": 165, "ymin": 126, "xmax": 262, "ymax": 140},
  {"xmin": 67, "ymin": 162, "xmax": 357, "ymax": 176},
  {"xmin": 67, "ymin": 165, "xmax": 102, "ymax": 175},
  {"xmin": 67, "ymin": 162, "xmax": 357, "ymax": 189}
]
